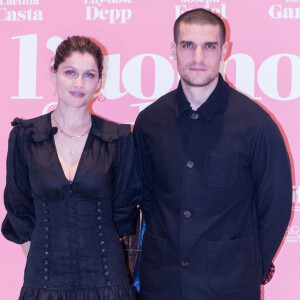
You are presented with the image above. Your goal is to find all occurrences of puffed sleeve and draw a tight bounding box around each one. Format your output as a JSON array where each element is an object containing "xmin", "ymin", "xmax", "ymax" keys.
[
  {"xmin": 113, "ymin": 124, "xmax": 140, "ymax": 235},
  {"xmin": 251, "ymin": 114, "xmax": 292, "ymax": 280},
  {"xmin": 1, "ymin": 120, "xmax": 35, "ymax": 244}
]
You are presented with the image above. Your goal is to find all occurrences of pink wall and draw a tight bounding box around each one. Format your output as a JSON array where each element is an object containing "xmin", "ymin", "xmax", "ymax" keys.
[{"xmin": 0, "ymin": 0, "xmax": 299, "ymax": 299}]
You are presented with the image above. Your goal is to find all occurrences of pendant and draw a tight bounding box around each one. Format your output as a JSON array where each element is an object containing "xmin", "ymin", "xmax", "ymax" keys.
[{"xmin": 69, "ymin": 148, "xmax": 75, "ymax": 155}]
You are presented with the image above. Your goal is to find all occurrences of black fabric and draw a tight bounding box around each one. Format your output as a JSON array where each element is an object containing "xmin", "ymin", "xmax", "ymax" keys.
[
  {"xmin": 2, "ymin": 112, "xmax": 138, "ymax": 300},
  {"xmin": 19, "ymin": 285, "xmax": 136, "ymax": 300},
  {"xmin": 134, "ymin": 74, "xmax": 292, "ymax": 300}
]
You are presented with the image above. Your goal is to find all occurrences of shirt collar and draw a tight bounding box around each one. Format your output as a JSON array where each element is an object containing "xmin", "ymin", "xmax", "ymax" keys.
[
  {"xmin": 176, "ymin": 73, "xmax": 230, "ymax": 120},
  {"xmin": 15, "ymin": 112, "xmax": 116, "ymax": 143},
  {"xmin": 89, "ymin": 114, "xmax": 122, "ymax": 142},
  {"xmin": 11, "ymin": 113, "xmax": 57, "ymax": 143}
]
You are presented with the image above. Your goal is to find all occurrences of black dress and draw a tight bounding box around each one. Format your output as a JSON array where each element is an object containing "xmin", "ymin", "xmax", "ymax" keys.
[{"xmin": 1, "ymin": 112, "xmax": 138, "ymax": 300}]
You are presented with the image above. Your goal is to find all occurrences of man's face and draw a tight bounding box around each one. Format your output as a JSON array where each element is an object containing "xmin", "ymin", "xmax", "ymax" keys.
[{"xmin": 172, "ymin": 22, "xmax": 227, "ymax": 89}]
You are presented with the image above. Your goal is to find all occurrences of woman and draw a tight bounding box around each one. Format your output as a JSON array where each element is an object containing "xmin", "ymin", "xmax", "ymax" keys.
[{"xmin": 1, "ymin": 36, "xmax": 138, "ymax": 300}]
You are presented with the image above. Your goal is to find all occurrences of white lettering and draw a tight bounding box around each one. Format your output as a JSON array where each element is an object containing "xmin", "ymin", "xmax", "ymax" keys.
[
  {"xmin": 85, "ymin": 6, "xmax": 131, "ymax": 23},
  {"xmin": 46, "ymin": 36, "xmax": 63, "ymax": 57},
  {"xmin": 211, "ymin": 3, "xmax": 226, "ymax": 18},
  {"xmin": 175, "ymin": 3, "xmax": 226, "ymax": 19},
  {"xmin": 103, "ymin": 54, "xmax": 127, "ymax": 99},
  {"xmin": 175, "ymin": 5, "xmax": 187, "ymax": 19},
  {"xmin": 11, "ymin": 34, "xmax": 43, "ymax": 99},
  {"xmin": 84, "ymin": 0, "xmax": 133, "ymax": 6},
  {"xmin": 42, "ymin": 102, "xmax": 57, "ymax": 115},
  {"xmin": 0, "ymin": 7, "xmax": 43, "ymax": 21},
  {"xmin": 257, "ymin": 54, "xmax": 300, "ymax": 101},
  {"xmin": 130, "ymin": 102, "xmax": 153, "ymax": 113},
  {"xmin": 0, "ymin": 0, "xmax": 39, "ymax": 5},
  {"xmin": 224, "ymin": 54, "xmax": 260, "ymax": 100},
  {"xmin": 122, "ymin": 54, "xmax": 174, "ymax": 100},
  {"xmin": 293, "ymin": 185, "xmax": 300, "ymax": 203},
  {"xmin": 269, "ymin": 4, "xmax": 300, "ymax": 19}
]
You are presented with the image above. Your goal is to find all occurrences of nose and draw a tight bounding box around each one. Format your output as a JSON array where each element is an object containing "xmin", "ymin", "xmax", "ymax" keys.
[
  {"xmin": 74, "ymin": 76, "xmax": 84, "ymax": 88},
  {"xmin": 193, "ymin": 46, "xmax": 204, "ymax": 63}
]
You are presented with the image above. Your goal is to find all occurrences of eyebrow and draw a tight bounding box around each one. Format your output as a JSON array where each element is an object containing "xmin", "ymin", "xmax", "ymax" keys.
[
  {"xmin": 204, "ymin": 41, "xmax": 219, "ymax": 46},
  {"xmin": 62, "ymin": 66, "xmax": 97, "ymax": 72},
  {"xmin": 180, "ymin": 40, "xmax": 193, "ymax": 45},
  {"xmin": 179, "ymin": 40, "xmax": 219, "ymax": 46}
]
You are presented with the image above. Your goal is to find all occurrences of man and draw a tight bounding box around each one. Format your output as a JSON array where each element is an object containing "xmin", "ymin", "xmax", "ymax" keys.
[{"xmin": 134, "ymin": 8, "xmax": 292, "ymax": 300}]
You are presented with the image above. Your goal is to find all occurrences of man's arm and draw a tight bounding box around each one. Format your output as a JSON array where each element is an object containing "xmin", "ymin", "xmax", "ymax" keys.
[
  {"xmin": 133, "ymin": 116, "xmax": 153, "ymax": 222},
  {"xmin": 251, "ymin": 114, "xmax": 292, "ymax": 280}
]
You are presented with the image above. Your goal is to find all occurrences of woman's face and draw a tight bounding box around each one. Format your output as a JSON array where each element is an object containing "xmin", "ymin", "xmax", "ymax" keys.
[{"xmin": 52, "ymin": 51, "xmax": 100, "ymax": 109}]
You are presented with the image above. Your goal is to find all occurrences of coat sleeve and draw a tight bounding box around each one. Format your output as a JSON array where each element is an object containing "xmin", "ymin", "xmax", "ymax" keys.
[
  {"xmin": 132, "ymin": 116, "xmax": 153, "ymax": 223},
  {"xmin": 250, "ymin": 114, "xmax": 292, "ymax": 280},
  {"xmin": 112, "ymin": 125, "xmax": 140, "ymax": 235},
  {"xmin": 1, "ymin": 121, "xmax": 35, "ymax": 244}
]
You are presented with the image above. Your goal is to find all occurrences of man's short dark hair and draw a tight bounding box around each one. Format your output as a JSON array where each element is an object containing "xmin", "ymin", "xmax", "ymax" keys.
[{"xmin": 174, "ymin": 8, "xmax": 226, "ymax": 45}]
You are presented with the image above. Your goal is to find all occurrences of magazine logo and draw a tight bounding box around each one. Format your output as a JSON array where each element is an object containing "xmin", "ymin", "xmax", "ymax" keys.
[
  {"xmin": 10, "ymin": 34, "xmax": 300, "ymax": 118},
  {"xmin": 176, "ymin": 0, "xmax": 227, "ymax": 19},
  {"xmin": 0, "ymin": 0, "xmax": 43, "ymax": 22},
  {"xmin": 84, "ymin": 0, "xmax": 133, "ymax": 24},
  {"xmin": 269, "ymin": 0, "xmax": 300, "ymax": 19},
  {"xmin": 285, "ymin": 225, "xmax": 300, "ymax": 244},
  {"xmin": 293, "ymin": 185, "xmax": 300, "ymax": 212}
]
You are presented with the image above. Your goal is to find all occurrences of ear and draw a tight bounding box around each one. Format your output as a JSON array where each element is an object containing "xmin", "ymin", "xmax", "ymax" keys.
[
  {"xmin": 171, "ymin": 41, "xmax": 177, "ymax": 60},
  {"xmin": 220, "ymin": 41, "xmax": 228, "ymax": 61},
  {"xmin": 96, "ymin": 79, "xmax": 102, "ymax": 90},
  {"xmin": 51, "ymin": 70, "xmax": 56, "ymax": 84}
]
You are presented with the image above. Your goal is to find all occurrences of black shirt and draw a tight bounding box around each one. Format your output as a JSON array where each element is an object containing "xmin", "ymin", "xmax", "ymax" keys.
[{"xmin": 134, "ymin": 74, "xmax": 292, "ymax": 300}]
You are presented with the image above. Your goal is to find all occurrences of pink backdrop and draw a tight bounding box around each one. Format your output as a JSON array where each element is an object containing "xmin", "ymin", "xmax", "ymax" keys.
[{"xmin": 0, "ymin": 0, "xmax": 299, "ymax": 299}]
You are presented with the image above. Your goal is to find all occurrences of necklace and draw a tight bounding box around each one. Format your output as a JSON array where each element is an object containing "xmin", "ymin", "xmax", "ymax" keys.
[
  {"xmin": 53, "ymin": 112, "xmax": 92, "ymax": 155},
  {"xmin": 53, "ymin": 112, "xmax": 92, "ymax": 139}
]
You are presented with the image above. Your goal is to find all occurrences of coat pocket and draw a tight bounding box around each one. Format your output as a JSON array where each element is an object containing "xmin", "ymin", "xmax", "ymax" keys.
[
  {"xmin": 140, "ymin": 230, "xmax": 167, "ymax": 290},
  {"xmin": 205, "ymin": 149, "xmax": 237, "ymax": 187},
  {"xmin": 207, "ymin": 238, "xmax": 255, "ymax": 294}
]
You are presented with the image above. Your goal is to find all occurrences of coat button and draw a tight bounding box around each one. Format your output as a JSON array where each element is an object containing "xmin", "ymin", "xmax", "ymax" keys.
[
  {"xmin": 191, "ymin": 112, "xmax": 199, "ymax": 120},
  {"xmin": 183, "ymin": 211, "xmax": 191, "ymax": 219},
  {"xmin": 181, "ymin": 259, "xmax": 189, "ymax": 267},
  {"xmin": 186, "ymin": 161, "xmax": 194, "ymax": 168}
]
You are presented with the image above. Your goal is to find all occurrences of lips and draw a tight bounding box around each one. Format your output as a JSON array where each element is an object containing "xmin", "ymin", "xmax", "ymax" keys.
[
  {"xmin": 70, "ymin": 90, "xmax": 85, "ymax": 98},
  {"xmin": 190, "ymin": 67, "xmax": 206, "ymax": 72}
]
